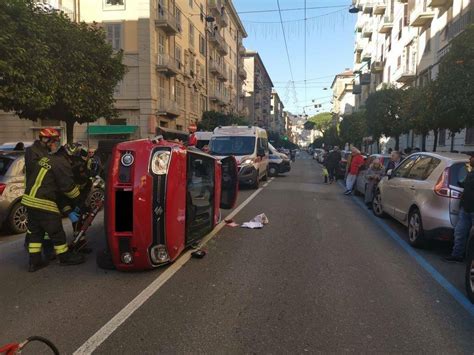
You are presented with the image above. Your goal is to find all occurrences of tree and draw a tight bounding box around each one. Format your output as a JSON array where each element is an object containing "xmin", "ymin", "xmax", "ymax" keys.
[
  {"xmin": 0, "ymin": 0, "xmax": 126, "ymax": 142},
  {"xmin": 307, "ymin": 112, "xmax": 333, "ymax": 133},
  {"xmin": 339, "ymin": 110, "xmax": 367, "ymax": 148},
  {"xmin": 365, "ymin": 88, "xmax": 409, "ymax": 150},
  {"xmin": 435, "ymin": 25, "xmax": 474, "ymax": 151},
  {"xmin": 198, "ymin": 111, "xmax": 249, "ymax": 131}
]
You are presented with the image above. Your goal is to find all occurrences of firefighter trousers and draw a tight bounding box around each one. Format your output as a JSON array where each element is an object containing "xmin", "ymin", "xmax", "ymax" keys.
[{"xmin": 26, "ymin": 208, "xmax": 69, "ymax": 255}]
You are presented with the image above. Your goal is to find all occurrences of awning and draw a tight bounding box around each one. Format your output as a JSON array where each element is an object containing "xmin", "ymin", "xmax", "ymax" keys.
[{"xmin": 87, "ymin": 125, "xmax": 138, "ymax": 135}]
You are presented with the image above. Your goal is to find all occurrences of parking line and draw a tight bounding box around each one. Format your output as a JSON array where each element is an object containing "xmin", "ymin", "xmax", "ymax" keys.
[
  {"xmin": 74, "ymin": 180, "xmax": 273, "ymax": 354},
  {"xmin": 337, "ymin": 181, "xmax": 474, "ymax": 318}
]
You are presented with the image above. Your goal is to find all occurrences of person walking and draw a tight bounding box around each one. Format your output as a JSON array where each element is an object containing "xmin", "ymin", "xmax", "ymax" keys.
[
  {"xmin": 325, "ymin": 146, "xmax": 342, "ymax": 183},
  {"xmin": 364, "ymin": 158, "xmax": 385, "ymax": 208},
  {"xmin": 444, "ymin": 155, "xmax": 474, "ymax": 263},
  {"xmin": 345, "ymin": 147, "xmax": 364, "ymax": 195},
  {"xmin": 22, "ymin": 133, "xmax": 85, "ymax": 272}
]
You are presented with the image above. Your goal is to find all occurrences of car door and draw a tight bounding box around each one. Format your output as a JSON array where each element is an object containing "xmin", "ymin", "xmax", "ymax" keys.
[{"xmin": 382, "ymin": 155, "xmax": 419, "ymax": 218}]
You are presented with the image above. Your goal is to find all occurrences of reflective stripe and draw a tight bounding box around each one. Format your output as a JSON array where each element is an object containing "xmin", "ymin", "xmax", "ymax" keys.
[
  {"xmin": 65, "ymin": 186, "xmax": 80, "ymax": 199},
  {"xmin": 30, "ymin": 168, "xmax": 48, "ymax": 197},
  {"xmin": 62, "ymin": 205, "xmax": 72, "ymax": 213},
  {"xmin": 29, "ymin": 243, "xmax": 42, "ymax": 248},
  {"xmin": 22, "ymin": 195, "xmax": 59, "ymax": 213},
  {"xmin": 44, "ymin": 233, "xmax": 50, "ymax": 240},
  {"xmin": 54, "ymin": 244, "xmax": 68, "ymax": 254},
  {"xmin": 28, "ymin": 242, "xmax": 42, "ymax": 253},
  {"xmin": 29, "ymin": 248, "xmax": 42, "ymax": 253}
]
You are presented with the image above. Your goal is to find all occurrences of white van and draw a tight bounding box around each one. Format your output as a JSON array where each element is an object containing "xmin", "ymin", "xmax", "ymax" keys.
[
  {"xmin": 210, "ymin": 126, "xmax": 269, "ymax": 188},
  {"xmin": 194, "ymin": 131, "xmax": 213, "ymax": 150}
]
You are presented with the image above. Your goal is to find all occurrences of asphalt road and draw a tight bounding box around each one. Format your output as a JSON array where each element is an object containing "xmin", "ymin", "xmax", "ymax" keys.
[{"xmin": 1, "ymin": 152, "xmax": 473, "ymax": 354}]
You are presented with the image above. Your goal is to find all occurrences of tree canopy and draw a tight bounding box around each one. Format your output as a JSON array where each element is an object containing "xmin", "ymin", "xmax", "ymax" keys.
[{"xmin": 0, "ymin": 0, "xmax": 126, "ymax": 142}]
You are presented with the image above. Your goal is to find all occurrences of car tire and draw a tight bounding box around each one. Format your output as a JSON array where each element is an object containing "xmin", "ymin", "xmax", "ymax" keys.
[
  {"xmin": 372, "ymin": 189, "xmax": 386, "ymax": 218},
  {"xmin": 87, "ymin": 188, "xmax": 105, "ymax": 211},
  {"xmin": 96, "ymin": 249, "xmax": 116, "ymax": 270},
  {"xmin": 8, "ymin": 203, "xmax": 28, "ymax": 234},
  {"xmin": 268, "ymin": 164, "xmax": 278, "ymax": 177},
  {"xmin": 465, "ymin": 239, "xmax": 474, "ymax": 304},
  {"xmin": 408, "ymin": 208, "xmax": 426, "ymax": 248}
]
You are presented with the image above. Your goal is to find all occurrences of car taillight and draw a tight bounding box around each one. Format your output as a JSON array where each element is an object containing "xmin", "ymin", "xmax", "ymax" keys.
[
  {"xmin": 0, "ymin": 183, "xmax": 6, "ymax": 196},
  {"xmin": 434, "ymin": 167, "xmax": 461, "ymax": 199}
]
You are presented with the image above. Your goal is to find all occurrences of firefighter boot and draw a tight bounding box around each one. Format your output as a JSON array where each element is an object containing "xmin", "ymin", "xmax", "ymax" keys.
[
  {"xmin": 58, "ymin": 250, "xmax": 85, "ymax": 266},
  {"xmin": 28, "ymin": 253, "xmax": 48, "ymax": 273}
]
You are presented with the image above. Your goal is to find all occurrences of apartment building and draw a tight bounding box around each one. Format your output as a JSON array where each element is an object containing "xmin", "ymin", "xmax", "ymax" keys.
[
  {"xmin": 242, "ymin": 51, "xmax": 274, "ymax": 129},
  {"xmin": 270, "ymin": 90, "xmax": 285, "ymax": 134},
  {"xmin": 330, "ymin": 69, "xmax": 355, "ymax": 120},
  {"xmin": 0, "ymin": 0, "xmax": 248, "ymax": 148},
  {"xmin": 352, "ymin": 0, "xmax": 472, "ymax": 152}
]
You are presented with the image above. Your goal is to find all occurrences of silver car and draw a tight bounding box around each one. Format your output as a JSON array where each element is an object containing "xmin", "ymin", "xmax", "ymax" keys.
[
  {"xmin": 373, "ymin": 152, "xmax": 470, "ymax": 247},
  {"xmin": 0, "ymin": 151, "xmax": 27, "ymax": 234}
]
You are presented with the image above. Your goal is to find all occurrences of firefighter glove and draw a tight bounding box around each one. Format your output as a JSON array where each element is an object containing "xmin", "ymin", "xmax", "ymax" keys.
[{"xmin": 68, "ymin": 211, "xmax": 80, "ymax": 223}]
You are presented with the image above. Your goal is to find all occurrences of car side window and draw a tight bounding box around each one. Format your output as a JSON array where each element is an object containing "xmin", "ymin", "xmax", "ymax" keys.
[{"xmin": 393, "ymin": 155, "xmax": 418, "ymax": 178}]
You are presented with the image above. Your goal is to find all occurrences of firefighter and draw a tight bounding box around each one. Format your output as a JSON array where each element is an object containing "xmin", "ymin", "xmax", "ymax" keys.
[
  {"xmin": 23, "ymin": 128, "xmax": 60, "ymax": 259},
  {"xmin": 22, "ymin": 134, "xmax": 85, "ymax": 272}
]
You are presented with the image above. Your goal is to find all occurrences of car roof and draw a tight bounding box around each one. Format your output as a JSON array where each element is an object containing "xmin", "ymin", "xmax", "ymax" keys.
[
  {"xmin": 410, "ymin": 152, "xmax": 470, "ymax": 162},
  {"xmin": 0, "ymin": 150, "xmax": 25, "ymax": 158}
]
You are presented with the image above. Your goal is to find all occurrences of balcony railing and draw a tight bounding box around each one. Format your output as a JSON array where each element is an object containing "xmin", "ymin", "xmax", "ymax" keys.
[
  {"xmin": 379, "ymin": 15, "xmax": 394, "ymax": 34},
  {"xmin": 239, "ymin": 43, "xmax": 246, "ymax": 55},
  {"xmin": 209, "ymin": 89, "xmax": 227, "ymax": 105},
  {"xmin": 363, "ymin": 3, "xmax": 373, "ymax": 13},
  {"xmin": 410, "ymin": 2, "xmax": 435, "ymax": 27},
  {"xmin": 156, "ymin": 7, "xmax": 179, "ymax": 35},
  {"xmin": 157, "ymin": 98, "xmax": 180, "ymax": 117},
  {"xmin": 208, "ymin": 30, "xmax": 228, "ymax": 55},
  {"xmin": 156, "ymin": 54, "xmax": 180, "ymax": 76},
  {"xmin": 373, "ymin": 1, "xmax": 387, "ymax": 15},
  {"xmin": 371, "ymin": 60, "xmax": 384, "ymax": 73},
  {"xmin": 395, "ymin": 65, "xmax": 416, "ymax": 83},
  {"xmin": 428, "ymin": 0, "xmax": 453, "ymax": 8},
  {"xmin": 218, "ymin": 11, "xmax": 229, "ymax": 27},
  {"xmin": 209, "ymin": 60, "xmax": 224, "ymax": 77},
  {"xmin": 362, "ymin": 22, "xmax": 373, "ymax": 38},
  {"xmin": 362, "ymin": 48, "xmax": 372, "ymax": 61},
  {"xmin": 208, "ymin": 0, "xmax": 223, "ymax": 16},
  {"xmin": 238, "ymin": 66, "xmax": 247, "ymax": 80}
]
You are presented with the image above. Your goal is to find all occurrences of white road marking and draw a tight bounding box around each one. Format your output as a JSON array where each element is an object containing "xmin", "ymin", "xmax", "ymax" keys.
[{"xmin": 73, "ymin": 180, "xmax": 273, "ymax": 355}]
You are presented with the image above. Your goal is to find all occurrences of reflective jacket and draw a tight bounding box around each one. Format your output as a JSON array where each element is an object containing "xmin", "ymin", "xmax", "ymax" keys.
[
  {"xmin": 24, "ymin": 140, "xmax": 49, "ymax": 180},
  {"xmin": 21, "ymin": 153, "xmax": 80, "ymax": 214}
]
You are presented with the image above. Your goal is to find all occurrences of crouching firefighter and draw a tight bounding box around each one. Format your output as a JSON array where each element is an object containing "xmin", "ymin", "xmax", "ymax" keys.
[{"xmin": 21, "ymin": 137, "xmax": 85, "ymax": 272}]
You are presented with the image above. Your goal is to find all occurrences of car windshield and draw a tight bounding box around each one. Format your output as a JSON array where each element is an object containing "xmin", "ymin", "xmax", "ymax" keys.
[
  {"xmin": 0, "ymin": 157, "xmax": 13, "ymax": 176},
  {"xmin": 210, "ymin": 136, "xmax": 256, "ymax": 156},
  {"xmin": 449, "ymin": 162, "xmax": 469, "ymax": 188}
]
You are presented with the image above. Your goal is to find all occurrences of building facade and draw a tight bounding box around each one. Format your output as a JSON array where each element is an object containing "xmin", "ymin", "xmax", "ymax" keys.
[
  {"xmin": 270, "ymin": 90, "xmax": 285, "ymax": 134},
  {"xmin": 330, "ymin": 69, "xmax": 355, "ymax": 120},
  {"xmin": 352, "ymin": 0, "xmax": 472, "ymax": 152},
  {"xmin": 0, "ymin": 0, "xmax": 248, "ymax": 148},
  {"xmin": 242, "ymin": 51, "xmax": 274, "ymax": 129}
]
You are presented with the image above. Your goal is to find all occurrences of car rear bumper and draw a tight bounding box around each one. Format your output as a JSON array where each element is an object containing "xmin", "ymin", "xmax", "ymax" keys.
[{"xmin": 424, "ymin": 227, "xmax": 454, "ymax": 241}]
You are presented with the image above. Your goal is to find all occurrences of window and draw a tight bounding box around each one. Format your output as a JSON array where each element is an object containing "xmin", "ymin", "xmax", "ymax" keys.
[
  {"xmin": 189, "ymin": 23, "xmax": 194, "ymax": 49},
  {"xmin": 439, "ymin": 129, "xmax": 446, "ymax": 146},
  {"xmin": 177, "ymin": 124, "xmax": 183, "ymax": 131},
  {"xmin": 160, "ymin": 120, "xmax": 169, "ymax": 128},
  {"xmin": 393, "ymin": 155, "xmax": 418, "ymax": 178},
  {"xmin": 398, "ymin": 19, "xmax": 402, "ymax": 40},
  {"xmin": 199, "ymin": 35, "xmax": 206, "ymax": 55},
  {"xmin": 397, "ymin": 56, "xmax": 401, "ymax": 69},
  {"xmin": 465, "ymin": 128, "xmax": 474, "ymax": 145},
  {"xmin": 104, "ymin": 0, "xmax": 125, "ymax": 10},
  {"xmin": 403, "ymin": 4, "xmax": 409, "ymax": 26},
  {"xmin": 200, "ymin": 4, "xmax": 204, "ymax": 22},
  {"xmin": 175, "ymin": 45, "xmax": 182, "ymax": 68},
  {"xmin": 106, "ymin": 23, "xmax": 122, "ymax": 50},
  {"xmin": 189, "ymin": 0, "xmax": 193, "ymax": 8},
  {"xmin": 175, "ymin": 8, "xmax": 182, "ymax": 32},
  {"xmin": 406, "ymin": 156, "xmax": 440, "ymax": 180}
]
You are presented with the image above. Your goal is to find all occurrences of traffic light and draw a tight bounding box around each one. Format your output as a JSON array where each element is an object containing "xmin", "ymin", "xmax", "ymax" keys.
[{"xmin": 283, "ymin": 136, "xmax": 288, "ymax": 141}]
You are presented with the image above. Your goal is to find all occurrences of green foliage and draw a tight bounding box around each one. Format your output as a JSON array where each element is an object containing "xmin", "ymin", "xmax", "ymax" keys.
[
  {"xmin": 198, "ymin": 111, "xmax": 250, "ymax": 131},
  {"xmin": 307, "ymin": 112, "xmax": 333, "ymax": 132},
  {"xmin": 0, "ymin": 0, "xmax": 126, "ymax": 142},
  {"xmin": 339, "ymin": 110, "xmax": 367, "ymax": 146}
]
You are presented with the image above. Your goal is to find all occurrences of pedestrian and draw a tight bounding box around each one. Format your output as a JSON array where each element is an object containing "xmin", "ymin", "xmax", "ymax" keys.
[
  {"xmin": 364, "ymin": 158, "xmax": 385, "ymax": 208},
  {"xmin": 387, "ymin": 150, "xmax": 402, "ymax": 172},
  {"xmin": 24, "ymin": 128, "xmax": 59, "ymax": 259},
  {"xmin": 345, "ymin": 147, "xmax": 364, "ymax": 195},
  {"xmin": 325, "ymin": 146, "xmax": 342, "ymax": 183},
  {"xmin": 444, "ymin": 155, "xmax": 474, "ymax": 263},
  {"xmin": 22, "ymin": 132, "xmax": 85, "ymax": 272}
]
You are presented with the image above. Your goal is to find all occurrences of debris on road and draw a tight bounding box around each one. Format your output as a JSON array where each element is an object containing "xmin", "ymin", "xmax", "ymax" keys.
[
  {"xmin": 191, "ymin": 250, "xmax": 207, "ymax": 259},
  {"xmin": 241, "ymin": 213, "xmax": 269, "ymax": 229},
  {"xmin": 225, "ymin": 219, "xmax": 240, "ymax": 227}
]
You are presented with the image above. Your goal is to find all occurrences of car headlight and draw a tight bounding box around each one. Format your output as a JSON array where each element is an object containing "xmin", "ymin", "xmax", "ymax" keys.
[
  {"xmin": 151, "ymin": 150, "xmax": 171, "ymax": 175},
  {"xmin": 240, "ymin": 157, "xmax": 253, "ymax": 165},
  {"xmin": 121, "ymin": 152, "xmax": 134, "ymax": 167}
]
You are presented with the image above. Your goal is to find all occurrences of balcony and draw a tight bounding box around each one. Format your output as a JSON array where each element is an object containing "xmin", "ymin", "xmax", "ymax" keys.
[
  {"xmin": 155, "ymin": 7, "xmax": 179, "ymax": 35},
  {"xmin": 360, "ymin": 73, "xmax": 371, "ymax": 85},
  {"xmin": 217, "ymin": 11, "xmax": 229, "ymax": 27},
  {"xmin": 362, "ymin": 23, "xmax": 373, "ymax": 38},
  {"xmin": 362, "ymin": 48, "xmax": 372, "ymax": 61},
  {"xmin": 379, "ymin": 15, "xmax": 394, "ymax": 34},
  {"xmin": 157, "ymin": 98, "xmax": 180, "ymax": 117},
  {"xmin": 209, "ymin": 89, "xmax": 227, "ymax": 105},
  {"xmin": 410, "ymin": 5, "xmax": 435, "ymax": 27},
  {"xmin": 363, "ymin": 3, "xmax": 373, "ymax": 13},
  {"xmin": 428, "ymin": 0, "xmax": 452, "ymax": 7},
  {"xmin": 209, "ymin": 60, "xmax": 224, "ymax": 77},
  {"xmin": 352, "ymin": 84, "xmax": 362, "ymax": 94},
  {"xmin": 218, "ymin": 64, "xmax": 228, "ymax": 82},
  {"xmin": 208, "ymin": 30, "xmax": 228, "ymax": 55},
  {"xmin": 395, "ymin": 66, "xmax": 416, "ymax": 83},
  {"xmin": 208, "ymin": 0, "xmax": 223, "ymax": 16},
  {"xmin": 239, "ymin": 43, "xmax": 246, "ymax": 55},
  {"xmin": 371, "ymin": 60, "xmax": 384, "ymax": 73},
  {"xmin": 238, "ymin": 66, "xmax": 247, "ymax": 80},
  {"xmin": 373, "ymin": 1, "xmax": 387, "ymax": 15},
  {"xmin": 156, "ymin": 54, "xmax": 180, "ymax": 76}
]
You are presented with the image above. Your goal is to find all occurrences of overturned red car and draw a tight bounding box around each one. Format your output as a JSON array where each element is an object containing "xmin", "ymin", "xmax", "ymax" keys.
[{"xmin": 103, "ymin": 137, "xmax": 238, "ymax": 271}]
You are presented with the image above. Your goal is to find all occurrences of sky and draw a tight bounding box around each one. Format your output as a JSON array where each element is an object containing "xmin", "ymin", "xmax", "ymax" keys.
[{"xmin": 233, "ymin": 0, "xmax": 356, "ymax": 117}]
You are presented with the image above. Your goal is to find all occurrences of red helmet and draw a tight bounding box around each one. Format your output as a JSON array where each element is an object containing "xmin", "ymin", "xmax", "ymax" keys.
[{"xmin": 39, "ymin": 128, "xmax": 60, "ymax": 139}]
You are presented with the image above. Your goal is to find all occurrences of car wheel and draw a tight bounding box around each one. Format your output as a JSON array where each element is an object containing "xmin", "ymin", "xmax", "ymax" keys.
[
  {"xmin": 408, "ymin": 208, "xmax": 425, "ymax": 248},
  {"xmin": 466, "ymin": 250, "xmax": 474, "ymax": 304},
  {"xmin": 87, "ymin": 188, "xmax": 105, "ymax": 211},
  {"xmin": 269, "ymin": 164, "xmax": 278, "ymax": 177},
  {"xmin": 372, "ymin": 190, "xmax": 385, "ymax": 218},
  {"xmin": 96, "ymin": 248, "xmax": 116, "ymax": 270},
  {"xmin": 8, "ymin": 203, "xmax": 28, "ymax": 234}
]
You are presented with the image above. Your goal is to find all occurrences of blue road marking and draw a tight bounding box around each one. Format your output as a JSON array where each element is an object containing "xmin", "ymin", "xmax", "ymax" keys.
[{"xmin": 337, "ymin": 181, "xmax": 474, "ymax": 317}]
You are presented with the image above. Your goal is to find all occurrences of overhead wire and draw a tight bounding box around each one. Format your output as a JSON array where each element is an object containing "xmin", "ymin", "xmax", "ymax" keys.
[{"xmin": 237, "ymin": 4, "xmax": 348, "ymax": 14}]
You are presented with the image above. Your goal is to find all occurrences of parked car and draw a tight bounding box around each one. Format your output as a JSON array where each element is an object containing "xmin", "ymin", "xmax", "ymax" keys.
[
  {"xmin": 466, "ymin": 230, "xmax": 474, "ymax": 304},
  {"xmin": 268, "ymin": 143, "xmax": 291, "ymax": 177},
  {"xmin": 317, "ymin": 150, "xmax": 327, "ymax": 164},
  {"xmin": 355, "ymin": 154, "xmax": 391, "ymax": 196},
  {"xmin": 0, "ymin": 151, "xmax": 27, "ymax": 234},
  {"xmin": 373, "ymin": 152, "xmax": 470, "ymax": 247},
  {"xmin": 312, "ymin": 149, "xmax": 324, "ymax": 160},
  {"xmin": 0, "ymin": 141, "xmax": 33, "ymax": 151}
]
